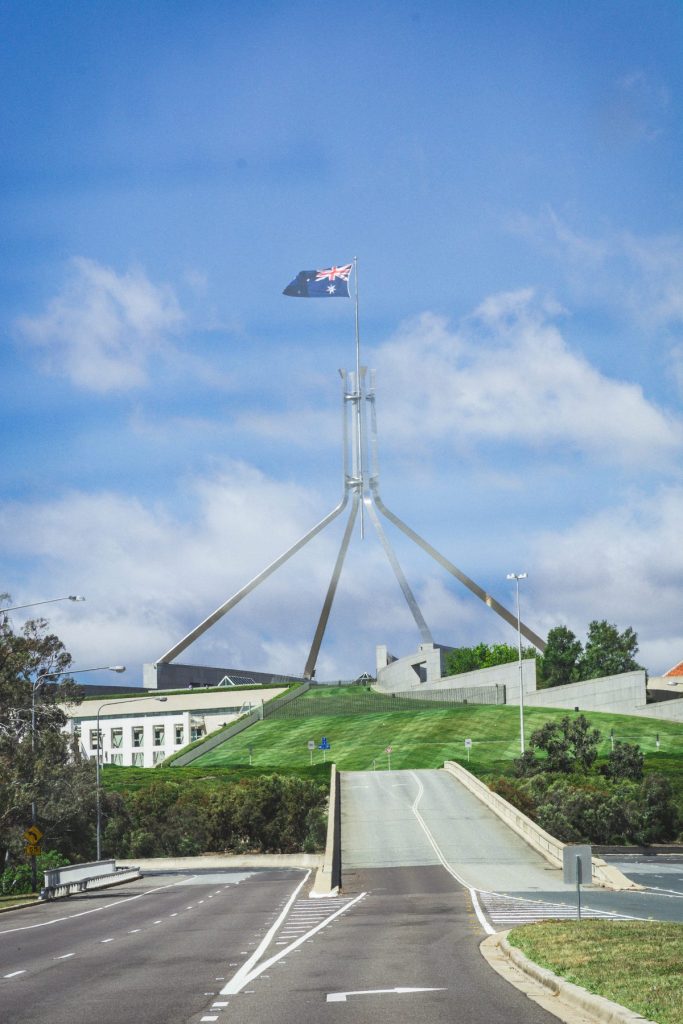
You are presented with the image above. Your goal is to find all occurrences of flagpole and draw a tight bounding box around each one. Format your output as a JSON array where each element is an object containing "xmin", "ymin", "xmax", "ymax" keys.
[{"xmin": 353, "ymin": 256, "xmax": 365, "ymax": 538}]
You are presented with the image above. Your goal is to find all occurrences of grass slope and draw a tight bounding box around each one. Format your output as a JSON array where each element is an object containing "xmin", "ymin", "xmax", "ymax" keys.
[{"xmin": 188, "ymin": 690, "xmax": 683, "ymax": 806}]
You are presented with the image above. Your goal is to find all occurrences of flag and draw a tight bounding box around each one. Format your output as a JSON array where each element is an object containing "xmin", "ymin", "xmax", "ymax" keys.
[{"xmin": 283, "ymin": 264, "xmax": 352, "ymax": 298}]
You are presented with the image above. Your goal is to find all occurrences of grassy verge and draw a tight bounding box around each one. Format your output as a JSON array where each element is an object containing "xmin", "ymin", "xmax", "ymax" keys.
[
  {"xmin": 508, "ymin": 921, "xmax": 683, "ymax": 1024},
  {"xmin": 0, "ymin": 893, "xmax": 38, "ymax": 910}
]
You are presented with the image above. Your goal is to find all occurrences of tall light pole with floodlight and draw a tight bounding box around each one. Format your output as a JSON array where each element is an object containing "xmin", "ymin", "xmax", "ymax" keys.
[
  {"xmin": 28, "ymin": 663, "xmax": 126, "ymax": 893},
  {"xmin": 506, "ymin": 572, "xmax": 528, "ymax": 754},
  {"xmin": 95, "ymin": 695, "xmax": 168, "ymax": 860}
]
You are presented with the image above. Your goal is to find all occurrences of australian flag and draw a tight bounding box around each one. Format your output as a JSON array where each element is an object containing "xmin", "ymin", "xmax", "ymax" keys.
[{"xmin": 283, "ymin": 264, "xmax": 352, "ymax": 298}]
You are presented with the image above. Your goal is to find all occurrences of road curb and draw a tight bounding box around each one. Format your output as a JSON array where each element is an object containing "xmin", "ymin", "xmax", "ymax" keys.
[{"xmin": 481, "ymin": 930, "xmax": 658, "ymax": 1024}]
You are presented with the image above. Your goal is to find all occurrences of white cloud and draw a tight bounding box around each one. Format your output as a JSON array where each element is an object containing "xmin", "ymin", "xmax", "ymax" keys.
[
  {"xmin": 15, "ymin": 258, "xmax": 184, "ymax": 392},
  {"xmin": 373, "ymin": 291, "xmax": 681, "ymax": 465},
  {"xmin": 531, "ymin": 485, "xmax": 683, "ymax": 674},
  {"xmin": 0, "ymin": 463, "xmax": 460, "ymax": 682},
  {"xmin": 511, "ymin": 208, "xmax": 683, "ymax": 333}
]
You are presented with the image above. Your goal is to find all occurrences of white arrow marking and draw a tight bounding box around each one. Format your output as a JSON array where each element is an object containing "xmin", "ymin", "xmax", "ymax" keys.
[{"xmin": 327, "ymin": 987, "xmax": 447, "ymax": 1002}]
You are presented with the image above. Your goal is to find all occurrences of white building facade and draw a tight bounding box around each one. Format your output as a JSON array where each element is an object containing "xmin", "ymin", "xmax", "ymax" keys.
[{"xmin": 62, "ymin": 687, "xmax": 287, "ymax": 768}]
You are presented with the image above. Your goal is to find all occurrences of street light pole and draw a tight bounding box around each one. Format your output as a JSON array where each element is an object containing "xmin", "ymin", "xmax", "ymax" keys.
[
  {"xmin": 506, "ymin": 572, "xmax": 528, "ymax": 754},
  {"xmin": 29, "ymin": 664, "xmax": 125, "ymax": 892},
  {"xmin": 3, "ymin": 595, "xmax": 85, "ymax": 615},
  {"xmin": 95, "ymin": 695, "xmax": 167, "ymax": 860}
]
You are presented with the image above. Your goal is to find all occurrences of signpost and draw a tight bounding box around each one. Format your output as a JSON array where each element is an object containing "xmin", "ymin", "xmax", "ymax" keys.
[
  {"xmin": 319, "ymin": 736, "xmax": 331, "ymax": 763},
  {"xmin": 562, "ymin": 844, "xmax": 592, "ymax": 920},
  {"xmin": 307, "ymin": 739, "xmax": 315, "ymax": 765},
  {"xmin": 247, "ymin": 744, "xmax": 253, "ymax": 766},
  {"xmin": 386, "ymin": 746, "xmax": 392, "ymax": 770},
  {"xmin": 464, "ymin": 737, "xmax": 472, "ymax": 763},
  {"xmin": 23, "ymin": 825, "xmax": 43, "ymax": 882}
]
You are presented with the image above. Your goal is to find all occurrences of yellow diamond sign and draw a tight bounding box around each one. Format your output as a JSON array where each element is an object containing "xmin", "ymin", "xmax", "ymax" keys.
[{"xmin": 23, "ymin": 825, "xmax": 44, "ymax": 844}]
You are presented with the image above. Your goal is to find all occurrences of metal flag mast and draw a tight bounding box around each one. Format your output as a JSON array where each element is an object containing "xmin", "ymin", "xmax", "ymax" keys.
[{"xmin": 156, "ymin": 260, "xmax": 546, "ymax": 677}]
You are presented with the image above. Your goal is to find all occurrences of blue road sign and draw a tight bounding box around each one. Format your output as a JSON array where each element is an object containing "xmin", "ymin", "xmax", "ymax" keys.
[{"xmin": 319, "ymin": 737, "xmax": 331, "ymax": 751}]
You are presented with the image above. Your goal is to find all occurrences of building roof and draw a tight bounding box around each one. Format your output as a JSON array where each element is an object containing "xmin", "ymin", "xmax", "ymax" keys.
[{"xmin": 664, "ymin": 660, "xmax": 683, "ymax": 677}]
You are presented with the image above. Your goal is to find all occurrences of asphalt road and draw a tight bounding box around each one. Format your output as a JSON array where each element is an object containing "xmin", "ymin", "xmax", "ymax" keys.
[
  {"xmin": 341, "ymin": 768, "xmax": 683, "ymax": 925},
  {"xmin": 0, "ymin": 868, "xmax": 307, "ymax": 1024}
]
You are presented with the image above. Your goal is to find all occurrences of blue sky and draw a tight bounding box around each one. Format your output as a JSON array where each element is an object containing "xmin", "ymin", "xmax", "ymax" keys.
[{"xmin": 2, "ymin": 0, "xmax": 683, "ymax": 683}]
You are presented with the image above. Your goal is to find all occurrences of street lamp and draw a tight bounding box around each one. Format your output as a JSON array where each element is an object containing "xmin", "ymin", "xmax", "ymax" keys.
[
  {"xmin": 506, "ymin": 572, "xmax": 528, "ymax": 754},
  {"xmin": 95, "ymin": 695, "xmax": 167, "ymax": 860},
  {"xmin": 2, "ymin": 595, "xmax": 86, "ymax": 614},
  {"xmin": 28, "ymin": 663, "xmax": 126, "ymax": 893}
]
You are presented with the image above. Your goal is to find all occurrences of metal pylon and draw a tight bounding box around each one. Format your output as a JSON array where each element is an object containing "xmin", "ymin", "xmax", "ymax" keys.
[{"xmin": 156, "ymin": 367, "xmax": 545, "ymax": 678}]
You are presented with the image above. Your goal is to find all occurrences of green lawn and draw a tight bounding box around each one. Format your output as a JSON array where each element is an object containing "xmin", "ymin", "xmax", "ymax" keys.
[
  {"xmin": 189, "ymin": 697, "xmax": 683, "ymax": 800},
  {"xmin": 101, "ymin": 690, "xmax": 683, "ymax": 815},
  {"xmin": 509, "ymin": 921, "xmax": 683, "ymax": 1024}
]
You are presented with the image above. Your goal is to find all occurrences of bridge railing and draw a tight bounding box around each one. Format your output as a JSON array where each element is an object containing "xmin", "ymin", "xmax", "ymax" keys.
[{"xmin": 41, "ymin": 860, "xmax": 142, "ymax": 900}]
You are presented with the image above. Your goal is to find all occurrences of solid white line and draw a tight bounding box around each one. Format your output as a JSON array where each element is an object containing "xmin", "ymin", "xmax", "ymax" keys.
[
  {"xmin": 219, "ymin": 871, "xmax": 311, "ymax": 995},
  {"xmin": 101, "ymin": 938, "xmax": 114, "ymax": 943},
  {"xmin": 0, "ymin": 878, "xmax": 186, "ymax": 936},
  {"xmin": 408, "ymin": 771, "xmax": 494, "ymax": 935},
  {"xmin": 221, "ymin": 887, "xmax": 365, "ymax": 996},
  {"xmin": 55, "ymin": 953, "xmax": 75, "ymax": 959},
  {"xmin": 4, "ymin": 970, "xmax": 27, "ymax": 978}
]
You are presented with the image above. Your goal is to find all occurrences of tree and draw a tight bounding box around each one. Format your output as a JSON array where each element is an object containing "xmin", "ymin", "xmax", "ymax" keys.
[
  {"xmin": 524, "ymin": 714, "xmax": 601, "ymax": 774},
  {"xmin": 444, "ymin": 641, "xmax": 538, "ymax": 677},
  {"xmin": 538, "ymin": 626, "xmax": 582, "ymax": 688},
  {"xmin": 0, "ymin": 607, "xmax": 94, "ymax": 868},
  {"xmin": 602, "ymin": 741, "xmax": 644, "ymax": 782},
  {"xmin": 576, "ymin": 620, "xmax": 642, "ymax": 680}
]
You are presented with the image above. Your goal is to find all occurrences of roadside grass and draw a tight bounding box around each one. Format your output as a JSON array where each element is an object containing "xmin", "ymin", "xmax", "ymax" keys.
[
  {"xmin": 0, "ymin": 893, "xmax": 38, "ymax": 910},
  {"xmin": 508, "ymin": 920, "xmax": 683, "ymax": 1024}
]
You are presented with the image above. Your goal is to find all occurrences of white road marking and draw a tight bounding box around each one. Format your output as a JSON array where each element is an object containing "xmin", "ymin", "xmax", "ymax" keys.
[
  {"xmin": 129, "ymin": 929, "xmax": 141, "ymax": 933},
  {"xmin": 222, "ymin": 889, "xmax": 366, "ymax": 996},
  {"xmin": 327, "ymin": 987, "xmax": 447, "ymax": 1002},
  {"xmin": 101, "ymin": 938, "xmax": 114, "ymax": 943},
  {"xmin": 0, "ymin": 878, "xmax": 186, "ymax": 936},
  {"xmin": 55, "ymin": 953, "xmax": 75, "ymax": 959},
  {"xmin": 212, "ymin": 1001, "xmax": 229, "ymax": 1007},
  {"xmin": 4, "ymin": 970, "xmax": 27, "ymax": 978},
  {"xmin": 201, "ymin": 1016, "xmax": 219, "ymax": 1021},
  {"xmin": 408, "ymin": 771, "xmax": 494, "ymax": 935}
]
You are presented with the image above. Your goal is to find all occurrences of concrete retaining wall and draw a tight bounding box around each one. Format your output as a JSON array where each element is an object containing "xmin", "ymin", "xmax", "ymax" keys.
[
  {"xmin": 525, "ymin": 671, "xmax": 647, "ymax": 714},
  {"xmin": 313, "ymin": 764, "xmax": 341, "ymax": 896},
  {"xmin": 442, "ymin": 760, "xmax": 636, "ymax": 891}
]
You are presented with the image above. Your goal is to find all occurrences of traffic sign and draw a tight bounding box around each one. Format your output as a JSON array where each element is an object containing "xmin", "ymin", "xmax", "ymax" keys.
[
  {"xmin": 464, "ymin": 738, "xmax": 472, "ymax": 748},
  {"xmin": 307, "ymin": 740, "xmax": 315, "ymax": 751},
  {"xmin": 385, "ymin": 746, "xmax": 392, "ymax": 754},
  {"xmin": 319, "ymin": 737, "xmax": 330, "ymax": 750},
  {"xmin": 23, "ymin": 825, "xmax": 43, "ymax": 844},
  {"xmin": 25, "ymin": 844, "xmax": 41, "ymax": 857}
]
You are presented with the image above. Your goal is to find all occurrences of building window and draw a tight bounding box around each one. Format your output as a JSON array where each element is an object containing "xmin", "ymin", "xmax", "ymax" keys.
[
  {"xmin": 132, "ymin": 726, "xmax": 144, "ymax": 748},
  {"xmin": 190, "ymin": 724, "xmax": 206, "ymax": 742},
  {"xmin": 111, "ymin": 727, "xmax": 123, "ymax": 748},
  {"xmin": 111, "ymin": 753, "xmax": 123, "ymax": 766},
  {"xmin": 153, "ymin": 750, "xmax": 166, "ymax": 764},
  {"xmin": 153, "ymin": 725, "xmax": 165, "ymax": 746},
  {"xmin": 89, "ymin": 729, "xmax": 102, "ymax": 751},
  {"xmin": 132, "ymin": 752, "xmax": 144, "ymax": 767},
  {"xmin": 174, "ymin": 724, "xmax": 184, "ymax": 745}
]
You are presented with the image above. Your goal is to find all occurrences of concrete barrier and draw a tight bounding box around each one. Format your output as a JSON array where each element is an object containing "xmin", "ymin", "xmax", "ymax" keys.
[
  {"xmin": 42, "ymin": 860, "xmax": 142, "ymax": 899},
  {"xmin": 312, "ymin": 764, "xmax": 341, "ymax": 896},
  {"xmin": 443, "ymin": 761, "xmax": 638, "ymax": 891}
]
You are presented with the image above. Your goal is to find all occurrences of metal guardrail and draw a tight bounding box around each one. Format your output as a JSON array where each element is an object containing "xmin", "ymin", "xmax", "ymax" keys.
[{"xmin": 41, "ymin": 860, "xmax": 142, "ymax": 900}]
